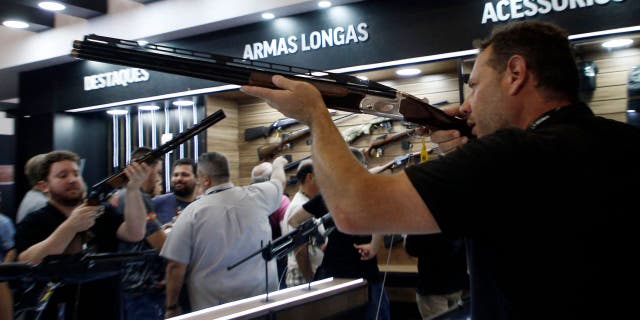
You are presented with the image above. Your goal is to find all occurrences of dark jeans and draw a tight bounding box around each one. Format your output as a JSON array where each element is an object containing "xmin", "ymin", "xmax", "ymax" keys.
[
  {"xmin": 122, "ymin": 291, "xmax": 164, "ymax": 320},
  {"xmin": 367, "ymin": 280, "xmax": 390, "ymax": 320}
]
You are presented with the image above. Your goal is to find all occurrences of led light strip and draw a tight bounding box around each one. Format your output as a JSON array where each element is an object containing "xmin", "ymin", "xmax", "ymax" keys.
[{"xmin": 170, "ymin": 278, "xmax": 364, "ymax": 320}]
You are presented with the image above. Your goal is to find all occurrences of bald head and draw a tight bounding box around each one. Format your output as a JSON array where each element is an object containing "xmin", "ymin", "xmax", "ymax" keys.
[{"xmin": 251, "ymin": 162, "xmax": 273, "ymax": 183}]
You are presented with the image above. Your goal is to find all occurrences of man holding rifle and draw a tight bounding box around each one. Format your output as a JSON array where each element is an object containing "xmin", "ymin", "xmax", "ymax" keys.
[
  {"xmin": 14, "ymin": 150, "xmax": 151, "ymax": 320},
  {"xmin": 241, "ymin": 20, "xmax": 640, "ymax": 319}
]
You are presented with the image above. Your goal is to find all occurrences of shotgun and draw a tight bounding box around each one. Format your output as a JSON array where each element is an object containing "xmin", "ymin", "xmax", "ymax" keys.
[
  {"xmin": 86, "ymin": 109, "xmax": 226, "ymax": 205},
  {"xmin": 71, "ymin": 35, "xmax": 471, "ymax": 136},
  {"xmin": 365, "ymin": 128, "xmax": 416, "ymax": 158},
  {"xmin": 257, "ymin": 113, "xmax": 353, "ymax": 160},
  {"xmin": 244, "ymin": 111, "xmax": 337, "ymax": 141}
]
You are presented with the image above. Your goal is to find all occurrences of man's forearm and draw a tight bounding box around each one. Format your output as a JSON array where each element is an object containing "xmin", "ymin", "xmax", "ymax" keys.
[
  {"xmin": 294, "ymin": 246, "xmax": 314, "ymax": 281},
  {"xmin": 165, "ymin": 261, "xmax": 187, "ymax": 308},
  {"xmin": 18, "ymin": 222, "xmax": 77, "ymax": 264},
  {"xmin": 118, "ymin": 188, "xmax": 146, "ymax": 242}
]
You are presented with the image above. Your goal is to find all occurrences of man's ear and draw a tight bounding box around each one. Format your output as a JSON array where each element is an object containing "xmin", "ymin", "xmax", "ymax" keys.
[
  {"xmin": 36, "ymin": 180, "xmax": 48, "ymax": 193},
  {"xmin": 505, "ymin": 55, "xmax": 528, "ymax": 96}
]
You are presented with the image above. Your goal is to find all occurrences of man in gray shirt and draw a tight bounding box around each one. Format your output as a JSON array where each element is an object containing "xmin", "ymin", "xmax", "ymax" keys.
[{"xmin": 161, "ymin": 152, "xmax": 287, "ymax": 317}]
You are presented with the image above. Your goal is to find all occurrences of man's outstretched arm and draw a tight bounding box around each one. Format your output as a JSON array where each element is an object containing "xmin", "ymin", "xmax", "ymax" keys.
[{"xmin": 241, "ymin": 76, "xmax": 440, "ymax": 235}]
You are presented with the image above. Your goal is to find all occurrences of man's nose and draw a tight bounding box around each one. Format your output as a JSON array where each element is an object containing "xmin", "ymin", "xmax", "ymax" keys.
[{"xmin": 459, "ymin": 98, "xmax": 471, "ymax": 115}]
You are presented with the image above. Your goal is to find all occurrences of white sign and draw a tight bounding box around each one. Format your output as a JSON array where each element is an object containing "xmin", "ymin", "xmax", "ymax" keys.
[
  {"xmin": 84, "ymin": 68, "xmax": 150, "ymax": 91},
  {"xmin": 481, "ymin": 0, "xmax": 625, "ymax": 24},
  {"xmin": 242, "ymin": 22, "xmax": 369, "ymax": 60}
]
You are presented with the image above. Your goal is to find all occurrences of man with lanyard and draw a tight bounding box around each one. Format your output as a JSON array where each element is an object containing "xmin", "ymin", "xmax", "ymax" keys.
[
  {"xmin": 161, "ymin": 152, "xmax": 287, "ymax": 317},
  {"xmin": 240, "ymin": 20, "xmax": 640, "ymax": 319}
]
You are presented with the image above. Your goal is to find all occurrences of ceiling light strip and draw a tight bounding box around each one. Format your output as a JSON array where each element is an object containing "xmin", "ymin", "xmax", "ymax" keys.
[
  {"xmin": 66, "ymin": 85, "xmax": 240, "ymax": 113},
  {"xmin": 568, "ymin": 25, "xmax": 640, "ymax": 40}
]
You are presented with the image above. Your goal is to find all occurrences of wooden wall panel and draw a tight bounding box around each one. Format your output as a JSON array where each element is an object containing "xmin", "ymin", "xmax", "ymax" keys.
[
  {"xmin": 582, "ymin": 47, "xmax": 640, "ymax": 121},
  {"xmin": 205, "ymin": 96, "xmax": 240, "ymax": 182}
]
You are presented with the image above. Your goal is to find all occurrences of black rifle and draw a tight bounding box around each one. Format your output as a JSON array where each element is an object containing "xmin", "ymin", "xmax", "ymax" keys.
[
  {"xmin": 71, "ymin": 35, "xmax": 471, "ymax": 137},
  {"xmin": 86, "ymin": 109, "xmax": 225, "ymax": 205},
  {"xmin": 284, "ymin": 155, "xmax": 311, "ymax": 172},
  {"xmin": 244, "ymin": 117, "xmax": 298, "ymax": 141},
  {"xmin": 227, "ymin": 214, "xmax": 332, "ymax": 270},
  {"xmin": 244, "ymin": 111, "xmax": 337, "ymax": 141}
]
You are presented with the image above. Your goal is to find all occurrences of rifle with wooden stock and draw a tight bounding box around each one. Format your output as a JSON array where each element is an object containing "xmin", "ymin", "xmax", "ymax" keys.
[
  {"xmin": 257, "ymin": 113, "xmax": 353, "ymax": 160},
  {"xmin": 71, "ymin": 35, "xmax": 471, "ymax": 136},
  {"xmin": 365, "ymin": 128, "xmax": 417, "ymax": 158},
  {"xmin": 86, "ymin": 109, "xmax": 226, "ymax": 204}
]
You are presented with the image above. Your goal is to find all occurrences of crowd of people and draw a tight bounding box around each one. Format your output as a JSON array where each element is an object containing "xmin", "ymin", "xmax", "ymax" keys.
[{"xmin": 1, "ymin": 19, "xmax": 638, "ymax": 320}]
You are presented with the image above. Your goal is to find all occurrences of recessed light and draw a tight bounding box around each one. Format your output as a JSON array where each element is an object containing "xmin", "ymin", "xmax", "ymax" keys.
[
  {"xmin": 356, "ymin": 75, "xmax": 369, "ymax": 81},
  {"xmin": 396, "ymin": 68, "xmax": 421, "ymax": 76},
  {"xmin": 172, "ymin": 100, "xmax": 194, "ymax": 107},
  {"xmin": 262, "ymin": 12, "xmax": 275, "ymax": 20},
  {"xmin": 107, "ymin": 109, "xmax": 128, "ymax": 115},
  {"xmin": 602, "ymin": 38, "xmax": 633, "ymax": 49},
  {"xmin": 138, "ymin": 105, "xmax": 159, "ymax": 111},
  {"xmin": 38, "ymin": 1, "xmax": 66, "ymax": 11},
  {"xmin": 3, "ymin": 20, "xmax": 29, "ymax": 29},
  {"xmin": 318, "ymin": 1, "xmax": 332, "ymax": 8}
]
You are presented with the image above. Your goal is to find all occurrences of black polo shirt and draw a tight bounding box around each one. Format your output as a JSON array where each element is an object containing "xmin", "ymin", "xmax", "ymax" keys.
[{"xmin": 405, "ymin": 103, "xmax": 640, "ymax": 319}]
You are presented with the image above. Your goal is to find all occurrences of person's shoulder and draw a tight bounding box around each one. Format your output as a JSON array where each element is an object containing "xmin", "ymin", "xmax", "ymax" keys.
[
  {"xmin": 152, "ymin": 192, "xmax": 176, "ymax": 203},
  {"xmin": 17, "ymin": 204, "xmax": 56, "ymax": 226}
]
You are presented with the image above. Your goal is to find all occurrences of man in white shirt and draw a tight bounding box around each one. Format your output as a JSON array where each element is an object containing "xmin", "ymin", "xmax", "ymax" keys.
[
  {"xmin": 161, "ymin": 152, "xmax": 287, "ymax": 317},
  {"xmin": 281, "ymin": 160, "xmax": 324, "ymax": 286}
]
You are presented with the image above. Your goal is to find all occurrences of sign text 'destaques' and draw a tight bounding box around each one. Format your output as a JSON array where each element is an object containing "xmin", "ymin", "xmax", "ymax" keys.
[
  {"xmin": 242, "ymin": 22, "xmax": 369, "ymax": 60},
  {"xmin": 84, "ymin": 68, "xmax": 150, "ymax": 91}
]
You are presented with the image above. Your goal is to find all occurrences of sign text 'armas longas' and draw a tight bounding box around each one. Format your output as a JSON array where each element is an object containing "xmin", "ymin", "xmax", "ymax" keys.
[{"xmin": 242, "ymin": 22, "xmax": 369, "ymax": 60}]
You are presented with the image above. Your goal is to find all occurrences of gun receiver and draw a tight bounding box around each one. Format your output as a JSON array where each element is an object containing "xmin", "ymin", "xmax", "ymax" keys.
[
  {"xmin": 256, "ymin": 113, "xmax": 353, "ymax": 160},
  {"xmin": 71, "ymin": 35, "xmax": 471, "ymax": 136},
  {"xmin": 86, "ymin": 109, "xmax": 226, "ymax": 205}
]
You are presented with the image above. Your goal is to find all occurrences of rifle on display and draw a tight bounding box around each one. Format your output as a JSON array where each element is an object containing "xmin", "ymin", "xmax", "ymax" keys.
[
  {"xmin": 244, "ymin": 111, "xmax": 337, "ymax": 141},
  {"xmin": 227, "ymin": 213, "xmax": 332, "ymax": 270},
  {"xmin": 256, "ymin": 113, "xmax": 353, "ymax": 160},
  {"xmin": 341, "ymin": 117, "xmax": 394, "ymax": 144},
  {"xmin": 284, "ymin": 155, "xmax": 311, "ymax": 172},
  {"xmin": 71, "ymin": 35, "xmax": 471, "ymax": 137},
  {"xmin": 86, "ymin": 109, "xmax": 226, "ymax": 205},
  {"xmin": 368, "ymin": 147, "xmax": 438, "ymax": 174},
  {"xmin": 365, "ymin": 128, "xmax": 416, "ymax": 158}
]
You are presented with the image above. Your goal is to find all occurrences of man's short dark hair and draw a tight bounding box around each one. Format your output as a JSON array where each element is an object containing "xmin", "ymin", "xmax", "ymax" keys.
[
  {"xmin": 198, "ymin": 152, "xmax": 230, "ymax": 182},
  {"xmin": 173, "ymin": 158, "xmax": 197, "ymax": 177},
  {"xmin": 296, "ymin": 161, "xmax": 313, "ymax": 184},
  {"xmin": 39, "ymin": 150, "xmax": 80, "ymax": 181},
  {"xmin": 131, "ymin": 146, "xmax": 162, "ymax": 165},
  {"xmin": 475, "ymin": 20, "xmax": 579, "ymax": 102}
]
